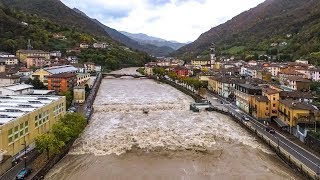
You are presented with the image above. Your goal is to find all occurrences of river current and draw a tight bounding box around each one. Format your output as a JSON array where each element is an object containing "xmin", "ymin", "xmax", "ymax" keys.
[{"xmin": 45, "ymin": 68, "xmax": 301, "ymax": 180}]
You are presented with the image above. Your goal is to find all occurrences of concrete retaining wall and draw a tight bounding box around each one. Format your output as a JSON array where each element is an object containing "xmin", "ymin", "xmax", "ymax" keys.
[{"xmin": 159, "ymin": 77, "xmax": 319, "ymax": 180}]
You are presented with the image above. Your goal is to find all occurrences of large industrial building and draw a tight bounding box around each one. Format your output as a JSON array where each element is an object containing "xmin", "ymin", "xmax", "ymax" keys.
[{"xmin": 0, "ymin": 95, "xmax": 66, "ymax": 160}]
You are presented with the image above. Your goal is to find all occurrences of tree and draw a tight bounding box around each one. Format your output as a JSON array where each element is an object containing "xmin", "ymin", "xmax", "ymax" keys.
[
  {"xmin": 35, "ymin": 133, "xmax": 65, "ymax": 159},
  {"xmin": 52, "ymin": 122, "xmax": 73, "ymax": 143},
  {"xmin": 25, "ymin": 77, "xmax": 46, "ymax": 89},
  {"xmin": 61, "ymin": 90, "xmax": 73, "ymax": 109},
  {"xmin": 85, "ymin": 84, "xmax": 91, "ymax": 95},
  {"xmin": 310, "ymin": 82, "xmax": 320, "ymax": 92},
  {"xmin": 59, "ymin": 113, "xmax": 87, "ymax": 138}
]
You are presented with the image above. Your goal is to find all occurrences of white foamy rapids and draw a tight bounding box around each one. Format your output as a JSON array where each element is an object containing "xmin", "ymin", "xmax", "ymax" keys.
[{"xmin": 69, "ymin": 77, "xmax": 272, "ymax": 156}]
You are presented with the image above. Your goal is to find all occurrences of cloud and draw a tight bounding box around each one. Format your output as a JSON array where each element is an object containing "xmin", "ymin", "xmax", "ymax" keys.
[{"xmin": 62, "ymin": 0, "xmax": 265, "ymax": 43}]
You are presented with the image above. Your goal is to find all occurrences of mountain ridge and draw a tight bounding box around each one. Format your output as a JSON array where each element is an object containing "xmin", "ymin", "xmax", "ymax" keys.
[
  {"xmin": 174, "ymin": 0, "xmax": 320, "ymax": 64},
  {"xmin": 120, "ymin": 31, "xmax": 186, "ymax": 50},
  {"xmin": 71, "ymin": 8, "xmax": 175, "ymax": 57}
]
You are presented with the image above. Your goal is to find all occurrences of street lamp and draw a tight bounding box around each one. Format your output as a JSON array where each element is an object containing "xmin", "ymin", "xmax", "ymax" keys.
[{"xmin": 21, "ymin": 141, "xmax": 27, "ymax": 169}]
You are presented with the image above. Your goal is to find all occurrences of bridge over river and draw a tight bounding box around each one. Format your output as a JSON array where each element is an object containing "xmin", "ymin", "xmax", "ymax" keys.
[{"xmin": 102, "ymin": 73, "xmax": 147, "ymax": 78}]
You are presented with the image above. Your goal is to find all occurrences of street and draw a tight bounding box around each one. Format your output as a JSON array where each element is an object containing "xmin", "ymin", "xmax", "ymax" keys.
[{"xmin": 207, "ymin": 91, "xmax": 320, "ymax": 177}]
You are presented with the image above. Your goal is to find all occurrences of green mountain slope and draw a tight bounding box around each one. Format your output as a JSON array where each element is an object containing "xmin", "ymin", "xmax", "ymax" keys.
[
  {"xmin": 0, "ymin": 5, "xmax": 152, "ymax": 70},
  {"xmin": 174, "ymin": 0, "xmax": 320, "ymax": 64},
  {"xmin": 1, "ymin": 0, "xmax": 109, "ymax": 37}
]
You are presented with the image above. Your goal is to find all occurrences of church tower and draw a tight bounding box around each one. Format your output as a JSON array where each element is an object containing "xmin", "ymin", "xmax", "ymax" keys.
[{"xmin": 210, "ymin": 43, "xmax": 216, "ymax": 69}]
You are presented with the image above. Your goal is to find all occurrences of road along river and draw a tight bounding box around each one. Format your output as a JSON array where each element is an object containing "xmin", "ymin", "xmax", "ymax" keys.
[{"xmin": 45, "ymin": 68, "xmax": 301, "ymax": 180}]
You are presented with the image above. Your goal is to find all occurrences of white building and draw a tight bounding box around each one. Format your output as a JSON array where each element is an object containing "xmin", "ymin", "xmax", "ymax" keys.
[
  {"xmin": 0, "ymin": 84, "xmax": 34, "ymax": 96},
  {"xmin": 0, "ymin": 54, "xmax": 19, "ymax": 65},
  {"xmin": 267, "ymin": 65, "xmax": 281, "ymax": 77},
  {"xmin": 93, "ymin": 42, "xmax": 108, "ymax": 49},
  {"xmin": 95, "ymin": 65, "xmax": 102, "ymax": 72},
  {"xmin": 0, "ymin": 73, "xmax": 20, "ymax": 86},
  {"xmin": 310, "ymin": 68, "xmax": 320, "ymax": 82}
]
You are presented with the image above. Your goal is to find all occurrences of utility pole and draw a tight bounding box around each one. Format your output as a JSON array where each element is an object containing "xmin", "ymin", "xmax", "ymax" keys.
[{"xmin": 22, "ymin": 141, "xmax": 27, "ymax": 169}]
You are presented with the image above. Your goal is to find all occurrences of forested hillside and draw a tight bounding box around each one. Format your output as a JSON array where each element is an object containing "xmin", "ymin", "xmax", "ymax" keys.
[
  {"xmin": 175, "ymin": 0, "xmax": 320, "ymax": 65},
  {"xmin": 0, "ymin": 4, "xmax": 152, "ymax": 71}
]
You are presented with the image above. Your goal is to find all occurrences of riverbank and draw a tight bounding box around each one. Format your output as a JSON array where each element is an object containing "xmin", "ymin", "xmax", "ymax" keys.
[
  {"xmin": 44, "ymin": 70, "xmax": 300, "ymax": 180},
  {"xmin": 156, "ymin": 76, "xmax": 318, "ymax": 180},
  {"xmin": 29, "ymin": 73, "xmax": 103, "ymax": 180}
]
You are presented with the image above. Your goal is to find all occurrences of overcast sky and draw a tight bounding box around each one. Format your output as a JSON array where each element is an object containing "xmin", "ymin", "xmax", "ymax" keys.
[{"xmin": 61, "ymin": 0, "xmax": 265, "ymax": 43}]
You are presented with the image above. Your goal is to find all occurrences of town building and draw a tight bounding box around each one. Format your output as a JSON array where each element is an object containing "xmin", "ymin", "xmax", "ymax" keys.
[
  {"xmin": 79, "ymin": 43, "xmax": 89, "ymax": 49},
  {"xmin": 310, "ymin": 68, "xmax": 320, "ymax": 82},
  {"xmin": 47, "ymin": 73, "xmax": 77, "ymax": 94},
  {"xmin": 172, "ymin": 66, "xmax": 189, "ymax": 77},
  {"xmin": 67, "ymin": 56, "xmax": 79, "ymax": 64},
  {"xmin": 0, "ymin": 55, "xmax": 19, "ymax": 65},
  {"xmin": 191, "ymin": 59, "xmax": 212, "ymax": 69},
  {"xmin": 0, "ymin": 84, "xmax": 34, "ymax": 96},
  {"xmin": 0, "ymin": 95, "xmax": 66, "ymax": 159},
  {"xmin": 262, "ymin": 87, "xmax": 280, "ymax": 118},
  {"xmin": 16, "ymin": 50, "xmax": 50, "ymax": 61},
  {"xmin": 31, "ymin": 65, "xmax": 78, "ymax": 85},
  {"xmin": 282, "ymin": 76, "xmax": 311, "ymax": 91},
  {"xmin": 84, "ymin": 62, "xmax": 95, "ymax": 72},
  {"xmin": 50, "ymin": 51, "xmax": 62, "ymax": 58},
  {"xmin": 95, "ymin": 65, "xmax": 102, "ymax": 72},
  {"xmin": 252, "ymin": 95, "xmax": 270, "ymax": 121},
  {"xmin": 93, "ymin": 42, "xmax": 108, "ymax": 49},
  {"xmin": 26, "ymin": 56, "xmax": 48, "ymax": 68},
  {"xmin": 266, "ymin": 64, "xmax": 281, "ymax": 77},
  {"xmin": 0, "ymin": 73, "xmax": 20, "ymax": 86},
  {"xmin": 235, "ymin": 83, "xmax": 262, "ymax": 113},
  {"xmin": 279, "ymin": 91, "xmax": 315, "ymax": 103},
  {"xmin": 74, "ymin": 86, "xmax": 86, "ymax": 104},
  {"xmin": 277, "ymin": 99, "xmax": 320, "ymax": 140},
  {"xmin": 77, "ymin": 73, "xmax": 91, "ymax": 86}
]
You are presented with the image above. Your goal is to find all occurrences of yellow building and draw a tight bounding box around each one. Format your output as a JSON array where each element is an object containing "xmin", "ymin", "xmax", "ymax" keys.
[
  {"xmin": 74, "ymin": 86, "xmax": 86, "ymax": 104},
  {"xmin": 252, "ymin": 95, "xmax": 270, "ymax": 121},
  {"xmin": 277, "ymin": 99, "xmax": 320, "ymax": 129},
  {"xmin": 262, "ymin": 87, "xmax": 280, "ymax": 118},
  {"xmin": 235, "ymin": 84, "xmax": 262, "ymax": 113},
  {"xmin": 31, "ymin": 65, "xmax": 78, "ymax": 85},
  {"xmin": 191, "ymin": 59, "xmax": 211, "ymax": 69},
  {"xmin": 77, "ymin": 73, "xmax": 91, "ymax": 86},
  {"xmin": 16, "ymin": 50, "xmax": 50, "ymax": 62},
  {"xmin": 208, "ymin": 76, "xmax": 218, "ymax": 93},
  {"xmin": 0, "ymin": 95, "xmax": 66, "ymax": 158}
]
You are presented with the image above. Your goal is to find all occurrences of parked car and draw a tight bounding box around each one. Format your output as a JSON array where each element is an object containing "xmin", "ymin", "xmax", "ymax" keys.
[
  {"xmin": 266, "ymin": 127, "xmax": 275, "ymax": 134},
  {"xmin": 242, "ymin": 116, "xmax": 250, "ymax": 121},
  {"xmin": 16, "ymin": 168, "xmax": 32, "ymax": 180}
]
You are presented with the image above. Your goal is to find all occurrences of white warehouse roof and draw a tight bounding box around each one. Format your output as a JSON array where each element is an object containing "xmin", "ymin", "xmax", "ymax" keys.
[
  {"xmin": 44, "ymin": 65, "xmax": 78, "ymax": 74},
  {"xmin": 0, "ymin": 95, "xmax": 62, "ymax": 125}
]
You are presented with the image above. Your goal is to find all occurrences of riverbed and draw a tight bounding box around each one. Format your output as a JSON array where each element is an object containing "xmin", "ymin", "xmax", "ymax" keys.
[{"xmin": 45, "ymin": 68, "xmax": 301, "ymax": 180}]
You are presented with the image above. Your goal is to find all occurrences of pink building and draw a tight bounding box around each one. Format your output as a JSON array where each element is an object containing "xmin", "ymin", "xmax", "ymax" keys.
[{"xmin": 26, "ymin": 56, "xmax": 48, "ymax": 68}]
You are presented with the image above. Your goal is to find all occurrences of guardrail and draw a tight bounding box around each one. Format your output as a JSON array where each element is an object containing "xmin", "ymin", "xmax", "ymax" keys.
[
  {"xmin": 82, "ymin": 73, "xmax": 102, "ymax": 120},
  {"xmin": 155, "ymin": 76, "xmax": 320, "ymax": 180}
]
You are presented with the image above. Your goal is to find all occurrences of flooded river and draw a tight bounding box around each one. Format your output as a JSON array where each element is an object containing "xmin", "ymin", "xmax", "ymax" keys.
[{"xmin": 45, "ymin": 68, "xmax": 301, "ymax": 180}]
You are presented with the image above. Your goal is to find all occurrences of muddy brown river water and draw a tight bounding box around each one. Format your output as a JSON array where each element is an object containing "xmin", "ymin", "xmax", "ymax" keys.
[{"xmin": 45, "ymin": 68, "xmax": 301, "ymax": 180}]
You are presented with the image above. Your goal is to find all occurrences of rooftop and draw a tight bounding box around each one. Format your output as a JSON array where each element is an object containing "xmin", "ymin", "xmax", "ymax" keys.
[
  {"xmin": 254, "ymin": 95, "xmax": 269, "ymax": 102},
  {"xmin": 48, "ymin": 72, "xmax": 77, "ymax": 78},
  {"xmin": 0, "ymin": 95, "xmax": 62, "ymax": 125},
  {"xmin": 17, "ymin": 50, "xmax": 49, "ymax": 54},
  {"xmin": 280, "ymin": 99, "xmax": 318, "ymax": 111},
  {"xmin": 44, "ymin": 65, "xmax": 78, "ymax": 75},
  {"xmin": 263, "ymin": 87, "xmax": 280, "ymax": 95},
  {"xmin": 0, "ymin": 84, "xmax": 33, "ymax": 91}
]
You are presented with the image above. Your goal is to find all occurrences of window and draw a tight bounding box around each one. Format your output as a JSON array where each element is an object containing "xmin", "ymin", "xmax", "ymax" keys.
[
  {"xmin": 273, "ymin": 104, "xmax": 276, "ymax": 107},
  {"xmin": 273, "ymin": 97, "xmax": 276, "ymax": 101},
  {"xmin": 266, "ymin": 107, "xmax": 268, "ymax": 110},
  {"xmin": 14, "ymin": 126, "xmax": 18, "ymax": 132},
  {"xmin": 8, "ymin": 137, "xmax": 13, "ymax": 143},
  {"xmin": 8, "ymin": 128, "xmax": 13, "ymax": 135}
]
